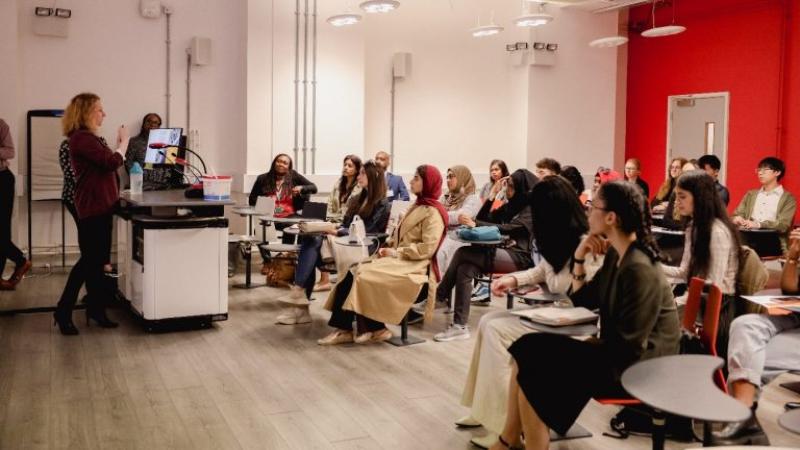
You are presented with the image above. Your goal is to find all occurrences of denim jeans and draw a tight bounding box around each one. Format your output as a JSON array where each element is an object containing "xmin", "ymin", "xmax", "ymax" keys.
[
  {"xmin": 727, "ymin": 313, "xmax": 800, "ymax": 390},
  {"xmin": 294, "ymin": 235, "xmax": 324, "ymax": 299}
]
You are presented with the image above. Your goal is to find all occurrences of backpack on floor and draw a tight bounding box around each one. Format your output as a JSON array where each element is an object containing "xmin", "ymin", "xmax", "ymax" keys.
[{"xmin": 604, "ymin": 404, "xmax": 696, "ymax": 443}]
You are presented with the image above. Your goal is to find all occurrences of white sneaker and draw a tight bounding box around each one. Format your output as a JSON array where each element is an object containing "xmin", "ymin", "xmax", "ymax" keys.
[
  {"xmin": 469, "ymin": 433, "xmax": 499, "ymax": 449},
  {"xmin": 276, "ymin": 306, "xmax": 311, "ymax": 325},
  {"xmin": 433, "ymin": 324, "xmax": 470, "ymax": 342},
  {"xmin": 454, "ymin": 415, "xmax": 482, "ymax": 428},
  {"xmin": 278, "ymin": 285, "xmax": 309, "ymax": 306}
]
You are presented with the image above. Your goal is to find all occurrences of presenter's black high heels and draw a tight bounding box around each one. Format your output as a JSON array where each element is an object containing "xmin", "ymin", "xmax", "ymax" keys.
[
  {"xmin": 85, "ymin": 308, "xmax": 119, "ymax": 328},
  {"xmin": 53, "ymin": 311, "xmax": 79, "ymax": 336}
]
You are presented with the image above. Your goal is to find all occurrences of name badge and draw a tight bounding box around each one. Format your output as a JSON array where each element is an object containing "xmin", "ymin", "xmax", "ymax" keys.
[{"xmin": 387, "ymin": 189, "xmax": 394, "ymax": 197}]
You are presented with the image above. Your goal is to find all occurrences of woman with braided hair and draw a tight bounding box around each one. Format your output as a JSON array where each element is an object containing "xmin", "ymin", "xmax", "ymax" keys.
[{"xmin": 489, "ymin": 181, "xmax": 680, "ymax": 450}]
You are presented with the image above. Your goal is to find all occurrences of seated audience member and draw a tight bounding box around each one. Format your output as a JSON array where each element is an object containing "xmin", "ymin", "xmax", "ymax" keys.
[
  {"xmin": 124, "ymin": 113, "xmax": 177, "ymax": 190},
  {"xmin": 662, "ymin": 170, "xmax": 740, "ymax": 357},
  {"xmin": 436, "ymin": 165, "xmax": 482, "ymax": 274},
  {"xmin": 433, "ymin": 169, "xmax": 538, "ymax": 342},
  {"xmin": 479, "ymin": 159, "xmax": 509, "ymax": 203},
  {"xmin": 586, "ymin": 167, "xmax": 621, "ymax": 209},
  {"xmin": 624, "ymin": 157, "xmax": 650, "ymax": 199},
  {"xmin": 534, "ymin": 158, "xmax": 561, "ymax": 179},
  {"xmin": 660, "ymin": 159, "xmax": 699, "ymax": 230},
  {"xmin": 316, "ymin": 154, "xmax": 362, "ymax": 292},
  {"xmin": 276, "ymin": 160, "xmax": 389, "ymax": 325},
  {"xmin": 326, "ymin": 154, "xmax": 362, "ymax": 223},
  {"xmin": 732, "ymin": 156, "xmax": 797, "ymax": 251},
  {"xmin": 374, "ymin": 150, "xmax": 409, "ymax": 202},
  {"xmin": 698, "ymin": 154, "xmax": 730, "ymax": 206},
  {"xmin": 456, "ymin": 176, "xmax": 601, "ymax": 448},
  {"xmin": 472, "ymin": 160, "xmax": 511, "ymax": 302},
  {"xmin": 249, "ymin": 153, "xmax": 317, "ymax": 217},
  {"xmin": 652, "ymin": 156, "xmax": 688, "ymax": 213},
  {"xmin": 490, "ymin": 181, "xmax": 680, "ymax": 450},
  {"xmin": 712, "ymin": 227, "xmax": 800, "ymax": 445},
  {"xmin": 560, "ymin": 166, "xmax": 588, "ymax": 204},
  {"xmin": 318, "ymin": 165, "xmax": 447, "ymax": 345}
]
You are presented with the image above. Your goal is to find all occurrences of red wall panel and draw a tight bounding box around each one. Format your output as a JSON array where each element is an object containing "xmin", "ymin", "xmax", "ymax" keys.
[{"xmin": 625, "ymin": 0, "xmax": 793, "ymax": 211}]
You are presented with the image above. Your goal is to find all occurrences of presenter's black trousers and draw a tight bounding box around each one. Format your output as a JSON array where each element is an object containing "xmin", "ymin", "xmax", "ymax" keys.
[
  {"xmin": 57, "ymin": 212, "xmax": 113, "ymax": 316},
  {"xmin": 0, "ymin": 170, "xmax": 25, "ymax": 276}
]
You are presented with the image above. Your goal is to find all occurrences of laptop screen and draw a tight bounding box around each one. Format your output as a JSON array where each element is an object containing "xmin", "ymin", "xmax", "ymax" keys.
[{"xmin": 144, "ymin": 128, "xmax": 183, "ymax": 165}]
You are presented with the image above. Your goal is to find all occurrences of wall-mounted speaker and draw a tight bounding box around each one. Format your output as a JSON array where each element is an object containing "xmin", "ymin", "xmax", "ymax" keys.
[
  {"xmin": 190, "ymin": 37, "xmax": 212, "ymax": 66},
  {"xmin": 393, "ymin": 52, "xmax": 411, "ymax": 78}
]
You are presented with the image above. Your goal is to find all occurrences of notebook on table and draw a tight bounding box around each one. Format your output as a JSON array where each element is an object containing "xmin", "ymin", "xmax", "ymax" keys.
[{"xmin": 511, "ymin": 306, "xmax": 598, "ymax": 327}]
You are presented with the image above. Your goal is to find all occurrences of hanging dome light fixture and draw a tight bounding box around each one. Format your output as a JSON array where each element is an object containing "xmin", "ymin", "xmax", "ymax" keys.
[
  {"xmin": 327, "ymin": 13, "xmax": 362, "ymax": 27},
  {"xmin": 589, "ymin": 36, "xmax": 629, "ymax": 48},
  {"xmin": 359, "ymin": 0, "xmax": 400, "ymax": 14},
  {"xmin": 470, "ymin": 10, "xmax": 503, "ymax": 37},
  {"xmin": 515, "ymin": 1, "xmax": 553, "ymax": 28},
  {"xmin": 642, "ymin": 0, "xmax": 686, "ymax": 37}
]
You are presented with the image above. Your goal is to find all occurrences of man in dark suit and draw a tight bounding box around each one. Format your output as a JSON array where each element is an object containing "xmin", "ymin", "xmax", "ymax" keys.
[{"xmin": 374, "ymin": 151, "xmax": 409, "ymax": 202}]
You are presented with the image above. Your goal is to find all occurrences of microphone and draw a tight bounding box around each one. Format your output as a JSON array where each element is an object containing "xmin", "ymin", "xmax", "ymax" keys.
[{"xmin": 148, "ymin": 142, "xmax": 208, "ymax": 173}]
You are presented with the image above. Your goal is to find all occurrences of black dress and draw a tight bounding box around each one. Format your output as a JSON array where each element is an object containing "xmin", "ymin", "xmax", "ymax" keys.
[{"xmin": 507, "ymin": 245, "xmax": 680, "ymax": 435}]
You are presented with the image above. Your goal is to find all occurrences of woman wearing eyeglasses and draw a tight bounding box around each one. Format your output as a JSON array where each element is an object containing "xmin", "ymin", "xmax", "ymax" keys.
[
  {"xmin": 731, "ymin": 157, "xmax": 796, "ymax": 252},
  {"xmin": 623, "ymin": 158, "xmax": 649, "ymax": 200},
  {"xmin": 652, "ymin": 157, "xmax": 688, "ymax": 214},
  {"xmin": 489, "ymin": 181, "xmax": 679, "ymax": 450}
]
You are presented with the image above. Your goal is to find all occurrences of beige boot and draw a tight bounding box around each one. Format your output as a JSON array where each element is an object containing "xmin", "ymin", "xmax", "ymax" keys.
[
  {"xmin": 277, "ymin": 285, "xmax": 309, "ymax": 305},
  {"xmin": 276, "ymin": 306, "xmax": 312, "ymax": 325}
]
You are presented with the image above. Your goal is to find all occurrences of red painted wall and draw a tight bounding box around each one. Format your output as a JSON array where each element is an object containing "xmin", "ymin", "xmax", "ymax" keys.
[{"xmin": 625, "ymin": 0, "xmax": 796, "ymax": 210}]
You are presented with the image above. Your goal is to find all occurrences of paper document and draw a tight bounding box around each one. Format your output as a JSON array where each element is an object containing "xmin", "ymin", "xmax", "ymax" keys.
[
  {"xmin": 511, "ymin": 307, "xmax": 598, "ymax": 327},
  {"xmin": 741, "ymin": 296, "xmax": 800, "ymax": 315}
]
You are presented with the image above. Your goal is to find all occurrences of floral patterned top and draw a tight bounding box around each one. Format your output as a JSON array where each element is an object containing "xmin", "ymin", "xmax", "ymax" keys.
[{"xmin": 59, "ymin": 139, "xmax": 76, "ymax": 204}]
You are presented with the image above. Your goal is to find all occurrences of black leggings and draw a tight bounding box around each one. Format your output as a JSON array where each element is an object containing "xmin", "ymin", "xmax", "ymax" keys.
[
  {"xmin": 0, "ymin": 170, "xmax": 25, "ymax": 276},
  {"xmin": 327, "ymin": 272, "xmax": 385, "ymax": 333},
  {"xmin": 57, "ymin": 213, "xmax": 113, "ymax": 315}
]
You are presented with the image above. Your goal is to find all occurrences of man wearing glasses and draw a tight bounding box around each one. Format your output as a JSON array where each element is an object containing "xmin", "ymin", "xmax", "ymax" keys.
[{"xmin": 732, "ymin": 157, "xmax": 796, "ymax": 251}]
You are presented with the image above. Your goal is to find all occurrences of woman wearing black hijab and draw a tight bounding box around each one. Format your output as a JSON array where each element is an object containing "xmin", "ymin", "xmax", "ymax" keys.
[{"xmin": 433, "ymin": 169, "xmax": 538, "ymax": 342}]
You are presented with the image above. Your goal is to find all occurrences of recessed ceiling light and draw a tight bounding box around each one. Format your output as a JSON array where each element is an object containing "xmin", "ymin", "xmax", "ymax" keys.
[
  {"xmin": 641, "ymin": 25, "xmax": 686, "ymax": 37},
  {"xmin": 359, "ymin": 0, "xmax": 400, "ymax": 14},
  {"xmin": 471, "ymin": 24, "xmax": 504, "ymax": 37},
  {"xmin": 514, "ymin": 13, "xmax": 553, "ymax": 28},
  {"xmin": 327, "ymin": 13, "xmax": 362, "ymax": 27},
  {"xmin": 589, "ymin": 36, "xmax": 629, "ymax": 48}
]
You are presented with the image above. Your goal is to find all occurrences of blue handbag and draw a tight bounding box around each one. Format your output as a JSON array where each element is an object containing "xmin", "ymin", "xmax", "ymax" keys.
[{"xmin": 457, "ymin": 226, "xmax": 502, "ymax": 242}]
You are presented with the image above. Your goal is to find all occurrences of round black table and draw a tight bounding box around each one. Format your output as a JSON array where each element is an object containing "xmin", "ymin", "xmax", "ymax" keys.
[{"xmin": 622, "ymin": 354, "xmax": 751, "ymax": 449}]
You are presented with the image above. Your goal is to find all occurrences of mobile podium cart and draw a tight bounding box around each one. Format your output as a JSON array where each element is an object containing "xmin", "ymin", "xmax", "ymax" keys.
[{"xmin": 118, "ymin": 190, "xmax": 234, "ymax": 331}]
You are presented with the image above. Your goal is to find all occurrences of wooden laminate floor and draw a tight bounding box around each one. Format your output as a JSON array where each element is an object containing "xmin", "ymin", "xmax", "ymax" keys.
[{"xmin": 0, "ymin": 267, "xmax": 798, "ymax": 449}]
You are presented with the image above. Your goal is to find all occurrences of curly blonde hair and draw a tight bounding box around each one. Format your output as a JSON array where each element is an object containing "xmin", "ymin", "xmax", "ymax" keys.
[{"xmin": 62, "ymin": 93, "xmax": 100, "ymax": 136}]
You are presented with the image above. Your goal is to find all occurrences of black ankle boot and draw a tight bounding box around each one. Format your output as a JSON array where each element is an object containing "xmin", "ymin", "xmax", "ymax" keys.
[
  {"xmin": 53, "ymin": 311, "xmax": 79, "ymax": 335},
  {"xmin": 712, "ymin": 402, "xmax": 770, "ymax": 446},
  {"xmin": 85, "ymin": 308, "xmax": 119, "ymax": 328}
]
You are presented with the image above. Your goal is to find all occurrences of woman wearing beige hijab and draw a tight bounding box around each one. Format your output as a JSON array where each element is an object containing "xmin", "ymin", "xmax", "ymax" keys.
[{"xmin": 437, "ymin": 166, "xmax": 481, "ymax": 274}]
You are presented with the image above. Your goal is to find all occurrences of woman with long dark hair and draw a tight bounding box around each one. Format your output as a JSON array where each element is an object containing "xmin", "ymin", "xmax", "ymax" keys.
[
  {"xmin": 479, "ymin": 159, "xmax": 509, "ymax": 203},
  {"xmin": 663, "ymin": 170, "xmax": 741, "ymax": 356},
  {"xmin": 314, "ymin": 155, "xmax": 363, "ymax": 291},
  {"xmin": 433, "ymin": 169, "xmax": 538, "ymax": 342},
  {"xmin": 54, "ymin": 93, "xmax": 129, "ymax": 335},
  {"xmin": 248, "ymin": 153, "xmax": 317, "ymax": 217},
  {"xmin": 456, "ymin": 176, "xmax": 602, "ymax": 447},
  {"xmin": 276, "ymin": 160, "xmax": 389, "ymax": 325},
  {"xmin": 318, "ymin": 165, "xmax": 447, "ymax": 345},
  {"xmin": 490, "ymin": 181, "xmax": 680, "ymax": 450}
]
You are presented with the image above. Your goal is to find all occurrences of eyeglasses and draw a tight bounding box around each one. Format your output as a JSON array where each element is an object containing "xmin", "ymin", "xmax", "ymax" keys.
[
  {"xmin": 588, "ymin": 204, "xmax": 608, "ymax": 213},
  {"xmin": 446, "ymin": 174, "xmax": 456, "ymax": 179}
]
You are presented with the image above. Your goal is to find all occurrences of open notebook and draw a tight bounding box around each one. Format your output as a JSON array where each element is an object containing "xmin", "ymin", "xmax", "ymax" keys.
[{"xmin": 511, "ymin": 307, "xmax": 598, "ymax": 327}]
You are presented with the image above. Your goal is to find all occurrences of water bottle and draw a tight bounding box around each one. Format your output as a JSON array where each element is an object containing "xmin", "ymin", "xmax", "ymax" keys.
[{"xmin": 130, "ymin": 162, "xmax": 143, "ymax": 194}]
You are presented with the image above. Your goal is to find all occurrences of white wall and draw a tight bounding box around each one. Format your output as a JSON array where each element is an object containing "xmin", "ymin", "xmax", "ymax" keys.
[
  {"xmin": 363, "ymin": 0, "xmax": 530, "ymax": 175},
  {"xmin": 526, "ymin": 7, "xmax": 620, "ymax": 178},
  {"xmin": 10, "ymin": 0, "xmax": 247, "ymax": 252}
]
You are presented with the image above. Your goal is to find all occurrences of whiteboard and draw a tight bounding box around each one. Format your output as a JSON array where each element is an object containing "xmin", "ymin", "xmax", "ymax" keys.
[{"xmin": 29, "ymin": 113, "xmax": 65, "ymax": 201}]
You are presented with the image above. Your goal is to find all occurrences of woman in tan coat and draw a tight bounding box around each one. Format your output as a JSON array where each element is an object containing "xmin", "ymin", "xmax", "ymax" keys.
[{"xmin": 319, "ymin": 165, "xmax": 448, "ymax": 345}]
